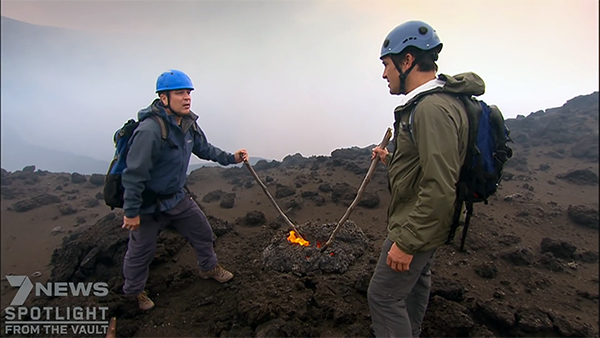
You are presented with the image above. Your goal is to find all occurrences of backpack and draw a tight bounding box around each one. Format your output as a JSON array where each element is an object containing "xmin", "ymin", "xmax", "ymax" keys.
[
  {"xmin": 103, "ymin": 115, "xmax": 176, "ymax": 212},
  {"xmin": 407, "ymin": 95, "xmax": 513, "ymax": 251}
]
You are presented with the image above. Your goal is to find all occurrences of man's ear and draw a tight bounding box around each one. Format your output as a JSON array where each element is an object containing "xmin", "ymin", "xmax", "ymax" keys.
[
  {"xmin": 404, "ymin": 53, "xmax": 415, "ymax": 69},
  {"xmin": 159, "ymin": 92, "xmax": 168, "ymax": 106}
]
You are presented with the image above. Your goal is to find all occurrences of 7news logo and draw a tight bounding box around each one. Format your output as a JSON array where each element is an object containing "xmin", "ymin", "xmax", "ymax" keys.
[
  {"xmin": 5, "ymin": 275, "xmax": 109, "ymax": 305},
  {"xmin": 3, "ymin": 275, "xmax": 110, "ymax": 336}
]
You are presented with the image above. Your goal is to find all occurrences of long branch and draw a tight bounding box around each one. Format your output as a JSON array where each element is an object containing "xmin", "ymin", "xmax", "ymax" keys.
[
  {"xmin": 321, "ymin": 127, "xmax": 393, "ymax": 252},
  {"xmin": 243, "ymin": 161, "xmax": 304, "ymax": 238}
]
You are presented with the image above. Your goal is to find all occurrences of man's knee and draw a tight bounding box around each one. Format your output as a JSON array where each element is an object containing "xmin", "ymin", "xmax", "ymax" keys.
[
  {"xmin": 368, "ymin": 280, "xmax": 404, "ymax": 307},
  {"xmin": 125, "ymin": 232, "xmax": 158, "ymax": 260}
]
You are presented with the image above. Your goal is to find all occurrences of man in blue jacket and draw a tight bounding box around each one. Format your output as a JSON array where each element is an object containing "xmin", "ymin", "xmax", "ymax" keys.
[{"xmin": 121, "ymin": 69, "xmax": 249, "ymax": 311}]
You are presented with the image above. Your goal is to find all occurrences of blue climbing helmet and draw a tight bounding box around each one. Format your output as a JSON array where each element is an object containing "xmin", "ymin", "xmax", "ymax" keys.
[
  {"xmin": 380, "ymin": 20, "xmax": 443, "ymax": 59},
  {"xmin": 155, "ymin": 69, "xmax": 195, "ymax": 93}
]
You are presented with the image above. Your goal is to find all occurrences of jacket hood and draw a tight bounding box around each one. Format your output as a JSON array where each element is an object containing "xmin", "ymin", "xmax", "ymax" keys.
[
  {"xmin": 438, "ymin": 72, "xmax": 485, "ymax": 96},
  {"xmin": 137, "ymin": 98, "xmax": 199, "ymax": 124},
  {"xmin": 395, "ymin": 72, "xmax": 486, "ymax": 109}
]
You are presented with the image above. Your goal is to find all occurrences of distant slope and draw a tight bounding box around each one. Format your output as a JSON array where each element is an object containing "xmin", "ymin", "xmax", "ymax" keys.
[{"xmin": 1, "ymin": 127, "xmax": 110, "ymax": 174}]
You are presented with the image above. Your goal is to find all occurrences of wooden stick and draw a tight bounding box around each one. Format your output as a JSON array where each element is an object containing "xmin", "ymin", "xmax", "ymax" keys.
[
  {"xmin": 243, "ymin": 160, "xmax": 305, "ymax": 239},
  {"xmin": 321, "ymin": 127, "xmax": 393, "ymax": 252},
  {"xmin": 105, "ymin": 317, "xmax": 116, "ymax": 338}
]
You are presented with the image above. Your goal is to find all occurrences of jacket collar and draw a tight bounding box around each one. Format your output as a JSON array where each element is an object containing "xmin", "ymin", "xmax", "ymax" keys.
[{"xmin": 394, "ymin": 77, "xmax": 446, "ymax": 111}]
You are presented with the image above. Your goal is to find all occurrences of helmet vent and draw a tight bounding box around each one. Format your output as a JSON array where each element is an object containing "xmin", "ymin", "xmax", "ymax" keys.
[{"xmin": 402, "ymin": 37, "xmax": 417, "ymax": 44}]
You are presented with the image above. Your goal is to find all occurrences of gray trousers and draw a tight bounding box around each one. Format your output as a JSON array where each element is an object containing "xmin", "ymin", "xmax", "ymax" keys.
[
  {"xmin": 122, "ymin": 196, "xmax": 217, "ymax": 295},
  {"xmin": 367, "ymin": 238, "xmax": 436, "ymax": 338}
]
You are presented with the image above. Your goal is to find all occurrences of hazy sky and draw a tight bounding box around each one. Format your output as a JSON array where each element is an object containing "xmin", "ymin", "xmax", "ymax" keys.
[{"xmin": 1, "ymin": 0, "xmax": 598, "ymax": 164}]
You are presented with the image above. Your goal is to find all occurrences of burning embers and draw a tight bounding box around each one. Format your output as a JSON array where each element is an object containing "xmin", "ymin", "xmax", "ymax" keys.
[
  {"xmin": 287, "ymin": 231, "xmax": 310, "ymax": 247},
  {"xmin": 287, "ymin": 231, "xmax": 336, "ymax": 256},
  {"xmin": 263, "ymin": 221, "xmax": 368, "ymax": 274}
]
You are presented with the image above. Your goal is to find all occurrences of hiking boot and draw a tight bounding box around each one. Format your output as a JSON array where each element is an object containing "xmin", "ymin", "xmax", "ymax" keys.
[
  {"xmin": 137, "ymin": 291, "xmax": 155, "ymax": 311},
  {"xmin": 199, "ymin": 264, "xmax": 234, "ymax": 283}
]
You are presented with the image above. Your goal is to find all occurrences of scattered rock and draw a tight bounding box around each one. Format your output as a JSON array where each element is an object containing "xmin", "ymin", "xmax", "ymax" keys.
[
  {"xmin": 89, "ymin": 174, "xmax": 105, "ymax": 186},
  {"xmin": 84, "ymin": 198, "xmax": 100, "ymax": 208},
  {"xmin": 578, "ymin": 251, "xmax": 599, "ymax": 263},
  {"xmin": 207, "ymin": 215, "xmax": 233, "ymax": 236},
  {"xmin": 1, "ymin": 187, "xmax": 18, "ymax": 200},
  {"xmin": 331, "ymin": 183, "xmax": 356, "ymax": 204},
  {"xmin": 567, "ymin": 205, "xmax": 598, "ymax": 229},
  {"xmin": 311, "ymin": 195, "xmax": 327, "ymax": 207},
  {"xmin": 51, "ymin": 226, "xmax": 64, "ymax": 235},
  {"xmin": 540, "ymin": 237, "xmax": 577, "ymax": 259},
  {"xmin": 202, "ymin": 190, "xmax": 224, "ymax": 203},
  {"xmin": 318, "ymin": 183, "xmax": 332, "ymax": 193},
  {"xmin": 331, "ymin": 147, "xmax": 370, "ymax": 160},
  {"xmin": 475, "ymin": 299, "xmax": 516, "ymax": 328},
  {"xmin": 548, "ymin": 311, "xmax": 599, "ymax": 338},
  {"xmin": 500, "ymin": 247, "xmax": 534, "ymax": 266},
  {"xmin": 244, "ymin": 211, "xmax": 266, "ymax": 226},
  {"xmin": 275, "ymin": 185, "xmax": 296, "ymax": 199},
  {"xmin": 220, "ymin": 193, "xmax": 236, "ymax": 209},
  {"xmin": 503, "ymin": 193, "xmax": 523, "ymax": 202},
  {"xmin": 556, "ymin": 169, "xmax": 598, "ymax": 185},
  {"xmin": 474, "ymin": 261, "xmax": 498, "ymax": 279},
  {"xmin": 71, "ymin": 173, "xmax": 87, "ymax": 184},
  {"xmin": 421, "ymin": 296, "xmax": 475, "ymax": 337},
  {"xmin": 254, "ymin": 160, "xmax": 281, "ymax": 171},
  {"xmin": 300, "ymin": 191, "xmax": 319, "ymax": 198},
  {"xmin": 280, "ymin": 153, "xmax": 308, "ymax": 168},
  {"xmin": 538, "ymin": 163, "xmax": 551, "ymax": 171},
  {"xmin": 12, "ymin": 193, "xmax": 61, "ymax": 212},
  {"xmin": 358, "ymin": 192, "xmax": 379, "ymax": 208},
  {"xmin": 498, "ymin": 234, "xmax": 522, "ymax": 246},
  {"xmin": 537, "ymin": 252, "xmax": 565, "ymax": 272},
  {"xmin": 515, "ymin": 307, "xmax": 553, "ymax": 334},
  {"xmin": 430, "ymin": 277, "xmax": 465, "ymax": 302},
  {"xmin": 58, "ymin": 203, "xmax": 78, "ymax": 215},
  {"xmin": 343, "ymin": 162, "xmax": 367, "ymax": 175}
]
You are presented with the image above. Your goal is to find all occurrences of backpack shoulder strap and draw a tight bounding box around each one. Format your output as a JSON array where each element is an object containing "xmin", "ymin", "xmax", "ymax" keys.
[{"xmin": 148, "ymin": 115, "xmax": 169, "ymax": 141}]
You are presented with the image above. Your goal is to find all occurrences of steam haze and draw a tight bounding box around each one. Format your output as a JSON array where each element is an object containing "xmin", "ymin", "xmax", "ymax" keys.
[{"xmin": 1, "ymin": 0, "xmax": 598, "ymax": 173}]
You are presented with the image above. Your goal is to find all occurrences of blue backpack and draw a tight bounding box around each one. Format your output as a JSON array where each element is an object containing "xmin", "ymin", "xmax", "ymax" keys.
[
  {"xmin": 408, "ymin": 95, "xmax": 513, "ymax": 251},
  {"xmin": 103, "ymin": 115, "xmax": 175, "ymax": 210}
]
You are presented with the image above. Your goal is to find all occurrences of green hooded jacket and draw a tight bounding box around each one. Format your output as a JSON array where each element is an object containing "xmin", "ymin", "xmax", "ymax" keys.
[{"xmin": 385, "ymin": 72, "xmax": 486, "ymax": 255}]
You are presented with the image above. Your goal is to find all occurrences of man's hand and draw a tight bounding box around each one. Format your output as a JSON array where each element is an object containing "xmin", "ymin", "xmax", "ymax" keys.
[
  {"xmin": 387, "ymin": 242, "xmax": 413, "ymax": 272},
  {"xmin": 234, "ymin": 149, "xmax": 249, "ymax": 163},
  {"xmin": 122, "ymin": 215, "xmax": 140, "ymax": 231},
  {"xmin": 372, "ymin": 146, "xmax": 389, "ymax": 165}
]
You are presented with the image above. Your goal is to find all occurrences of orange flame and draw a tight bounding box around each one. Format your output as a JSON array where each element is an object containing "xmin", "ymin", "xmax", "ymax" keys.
[{"xmin": 287, "ymin": 231, "xmax": 310, "ymax": 246}]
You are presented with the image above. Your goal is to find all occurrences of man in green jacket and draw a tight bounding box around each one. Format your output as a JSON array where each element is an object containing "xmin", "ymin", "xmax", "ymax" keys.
[{"xmin": 368, "ymin": 20, "xmax": 485, "ymax": 337}]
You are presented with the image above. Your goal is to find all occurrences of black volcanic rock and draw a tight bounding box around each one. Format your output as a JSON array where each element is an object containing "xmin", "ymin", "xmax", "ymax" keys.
[
  {"xmin": 280, "ymin": 153, "xmax": 308, "ymax": 168},
  {"xmin": 12, "ymin": 193, "xmax": 61, "ymax": 212},
  {"xmin": 331, "ymin": 147, "xmax": 370, "ymax": 160},
  {"xmin": 567, "ymin": 205, "xmax": 599, "ymax": 229},
  {"xmin": 556, "ymin": 169, "xmax": 598, "ymax": 186}
]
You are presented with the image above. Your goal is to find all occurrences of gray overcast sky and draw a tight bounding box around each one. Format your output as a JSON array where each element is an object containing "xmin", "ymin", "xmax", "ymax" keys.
[{"xmin": 1, "ymin": 0, "xmax": 598, "ymax": 163}]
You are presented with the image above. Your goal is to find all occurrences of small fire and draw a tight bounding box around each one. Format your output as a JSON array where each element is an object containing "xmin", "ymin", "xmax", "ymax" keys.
[{"xmin": 287, "ymin": 231, "xmax": 310, "ymax": 246}]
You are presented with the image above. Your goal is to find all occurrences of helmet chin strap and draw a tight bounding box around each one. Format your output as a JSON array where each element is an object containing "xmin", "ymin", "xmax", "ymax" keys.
[
  {"xmin": 392, "ymin": 57, "xmax": 420, "ymax": 95},
  {"xmin": 161, "ymin": 92, "xmax": 185, "ymax": 117}
]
